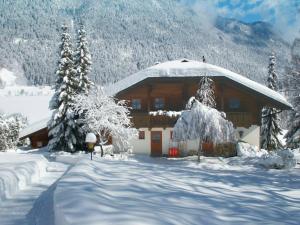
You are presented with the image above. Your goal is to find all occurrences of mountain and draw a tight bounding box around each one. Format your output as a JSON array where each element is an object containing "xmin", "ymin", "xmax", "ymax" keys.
[{"xmin": 0, "ymin": 0, "xmax": 291, "ymax": 86}]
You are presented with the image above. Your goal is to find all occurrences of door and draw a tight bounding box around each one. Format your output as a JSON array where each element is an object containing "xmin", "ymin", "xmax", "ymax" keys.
[{"xmin": 151, "ymin": 131, "xmax": 162, "ymax": 157}]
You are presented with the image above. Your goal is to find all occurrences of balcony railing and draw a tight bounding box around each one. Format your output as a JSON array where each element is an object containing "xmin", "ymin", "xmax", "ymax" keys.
[
  {"xmin": 131, "ymin": 111, "xmax": 254, "ymax": 129},
  {"xmin": 226, "ymin": 112, "xmax": 253, "ymax": 128}
]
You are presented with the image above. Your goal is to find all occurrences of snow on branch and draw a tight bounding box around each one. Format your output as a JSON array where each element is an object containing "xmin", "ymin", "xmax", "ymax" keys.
[
  {"xmin": 173, "ymin": 98, "xmax": 235, "ymax": 144},
  {"xmin": 74, "ymin": 87, "xmax": 138, "ymax": 152},
  {"xmin": 149, "ymin": 110, "xmax": 182, "ymax": 117}
]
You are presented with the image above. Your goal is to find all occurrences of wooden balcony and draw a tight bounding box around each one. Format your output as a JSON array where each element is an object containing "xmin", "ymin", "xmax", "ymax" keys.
[
  {"xmin": 131, "ymin": 111, "xmax": 254, "ymax": 129},
  {"xmin": 131, "ymin": 112, "xmax": 179, "ymax": 128},
  {"xmin": 226, "ymin": 112, "xmax": 253, "ymax": 128}
]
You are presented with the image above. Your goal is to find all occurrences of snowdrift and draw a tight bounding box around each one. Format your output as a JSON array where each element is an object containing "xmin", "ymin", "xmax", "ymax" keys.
[
  {"xmin": 236, "ymin": 142, "xmax": 298, "ymax": 169},
  {"xmin": 0, "ymin": 152, "xmax": 48, "ymax": 201}
]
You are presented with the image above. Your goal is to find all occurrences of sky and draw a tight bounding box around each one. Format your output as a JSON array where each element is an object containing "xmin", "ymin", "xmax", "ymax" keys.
[{"xmin": 182, "ymin": 0, "xmax": 300, "ymax": 42}]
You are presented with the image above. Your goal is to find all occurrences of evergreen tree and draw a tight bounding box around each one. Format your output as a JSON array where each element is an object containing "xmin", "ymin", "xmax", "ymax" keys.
[
  {"xmin": 284, "ymin": 38, "xmax": 300, "ymax": 149},
  {"xmin": 74, "ymin": 23, "xmax": 93, "ymax": 149},
  {"xmin": 75, "ymin": 23, "xmax": 93, "ymax": 94},
  {"xmin": 285, "ymin": 95, "xmax": 300, "ymax": 149},
  {"xmin": 261, "ymin": 53, "xmax": 282, "ymax": 150},
  {"xmin": 48, "ymin": 25, "xmax": 80, "ymax": 152},
  {"xmin": 195, "ymin": 75, "xmax": 216, "ymax": 108}
]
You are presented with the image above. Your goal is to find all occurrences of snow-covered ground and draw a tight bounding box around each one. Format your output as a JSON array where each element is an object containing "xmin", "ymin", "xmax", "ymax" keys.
[
  {"xmin": 0, "ymin": 68, "xmax": 53, "ymax": 123},
  {"xmin": 54, "ymin": 154, "xmax": 300, "ymax": 225},
  {"xmin": 0, "ymin": 147, "xmax": 299, "ymax": 225},
  {"xmin": 0, "ymin": 150, "xmax": 69, "ymax": 225}
]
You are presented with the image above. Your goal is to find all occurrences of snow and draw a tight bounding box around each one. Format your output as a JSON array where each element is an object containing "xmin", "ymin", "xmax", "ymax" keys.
[
  {"xmin": 54, "ymin": 155, "xmax": 300, "ymax": 225},
  {"xmin": 237, "ymin": 142, "xmax": 268, "ymax": 158},
  {"xmin": 0, "ymin": 68, "xmax": 17, "ymax": 87},
  {"xmin": 149, "ymin": 110, "xmax": 182, "ymax": 117},
  {"xmin": 0, "ymin": 152, "xmax": 48, "ymax": 201},
  {"xmin": 0, "ymin": 149, "xmax": 69, "ymax": 225},
  {"xmin": 106, "ymin": 59, "xmax": 291, "ymax": 109},
  {"xmin": 236, "ymin": 142, "xmax": 298, "ymax": 169}
]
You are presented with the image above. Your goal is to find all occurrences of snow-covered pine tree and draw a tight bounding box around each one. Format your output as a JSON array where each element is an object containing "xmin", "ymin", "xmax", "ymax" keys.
[
  {"xmin": 260, "ymin": 53, "xmax": 282, "ymax": 150},
  {"xmin": 285, "ymin": 95, "xmax": 300, "ymax": 149},
  {"xmin": 284, "ymin": 39, "xmax": 300, "ymax": 149},
  {"xmin": 0, "ymin": 114, "xmax": 9, "ymax": 151},
  {"xmin": 73, "ymin": 23, "xmax": 94, "ymax": 149},
  {"xmin": 195, "ymin": 75, "xmax": 216, "ymax": 108},
  {"xmin": 48, "ymin": 24, "xmax": 80, "ymax": 152},
  {"xmin": 75, "ymin": 23, "xmax": 93, "ymax": 94}
]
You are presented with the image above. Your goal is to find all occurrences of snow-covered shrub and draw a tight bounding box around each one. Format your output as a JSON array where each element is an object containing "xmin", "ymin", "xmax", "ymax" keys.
[
  {"xmin": 174, "ymin": 98, "xmax": 235, "ymax": 161},
  {"xmin": 237, "ymin": 142, "xmax": 268, "ymax": 158},
  {"xmin": 0, "ymin": 113, "xmax": 28, "ymax": 151},
  {"xmin": 259, "ymin": 149, "xmax": 297, "ymax": 169}
]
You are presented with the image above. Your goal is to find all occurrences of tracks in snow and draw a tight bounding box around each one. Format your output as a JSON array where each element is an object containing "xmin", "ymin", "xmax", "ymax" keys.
[{"xmin": 0, "ymin": 162, "xmax": 69, "ymax": 225}]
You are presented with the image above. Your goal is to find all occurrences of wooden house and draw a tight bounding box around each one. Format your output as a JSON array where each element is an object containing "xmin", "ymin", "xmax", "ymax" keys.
[{"xmin": 20, "ymin": 59, "xmax": 292, "ymax": 156}]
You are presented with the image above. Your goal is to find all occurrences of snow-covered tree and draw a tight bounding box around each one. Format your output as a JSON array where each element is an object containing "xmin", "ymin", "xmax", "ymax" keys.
[
  {"xmin": 75, "ymin": 23, "xmax": 93, "ymax": 94},
  {"xmin": 285, "ymin": 98, "xmax": 300, "ymax": 149},
  {"xmin": 284, "ymin": 39, "xmax": 300, "ymax": 149},
  {"xmin": 195, "ymin": 75, "xmax": 216, "ymax": 108},
  {"xmin": 261, "ymin": 53, "xmax": 282, "ymax": 151},
  {"xmin": 48, "ymin": 25, "xmax": 80, "ymax": 152},
  {"xmin": 173, "ymin": 98, "xmax": 235, "ymax": 162},
  {"xmin": 0, "ymin": 113, "xmax": 27, "ymax": 151},
  {"xmin": 74, "ymin": 87, "xmax": 138, "ymax": 156}
]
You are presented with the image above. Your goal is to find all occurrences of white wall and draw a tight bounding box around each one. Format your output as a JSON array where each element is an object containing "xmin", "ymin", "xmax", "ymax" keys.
[
  {"xmin": 235, "ymin": 125, "xmax": 260, "ymax": 148},
  {"xmin": 130, "ymin": 125, "xmax": 261, "ymax": 156}
]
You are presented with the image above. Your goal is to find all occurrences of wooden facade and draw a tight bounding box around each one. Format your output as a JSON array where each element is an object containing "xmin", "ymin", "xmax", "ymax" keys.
[
  {"xmin": 20, "ymin": 127, "xmax": 49, "ymax": 149},
  {"xmin": 116, "ymin": 76, "xmax": 273, "ymax": 129}
]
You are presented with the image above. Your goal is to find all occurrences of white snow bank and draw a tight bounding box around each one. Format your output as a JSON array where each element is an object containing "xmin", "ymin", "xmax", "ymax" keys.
[
  {"xmin": 54, "ymin": 156, "xmax": 300, "ymax": 225},
  {"xmin": 259, "ymin": 149, "xmax": 297, "ymax": 169},
  {"xmin": 237, "ymin": 142, "xmax": 268, "ymax": 158},
  {"xmin": 0, "ymin": 152, "xmax": 48, "ymax": 202},
  {"xmin": 236, "ymin": 142, "xmax": 298, "ymax": 169}
]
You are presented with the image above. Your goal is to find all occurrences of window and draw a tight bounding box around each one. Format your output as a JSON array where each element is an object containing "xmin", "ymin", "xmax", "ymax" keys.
[
  {"xmin": 132, "ymin": 99, "xmax": 141, "ymax": 110},
  {"xmin": 139, "ymin": 131, "xmax": 145, "ymax": 140},
  {"xmin": 228, "ymin": 98, "xmax": 240, "ymax": 109},
  {"xmin": 154, "ymin": 98, "xmax": 164, "ymax": 109},
  {"xmin": 170, "ymin": 131, "xmax": 173, "ymax": 140}
]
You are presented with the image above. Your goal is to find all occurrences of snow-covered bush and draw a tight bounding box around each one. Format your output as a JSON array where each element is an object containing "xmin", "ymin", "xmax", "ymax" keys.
[
  {"xmin": 237, "ymin": 142, "xmax": 268, "ymax": 158},
  {"xmin": 74, "ymin": 87, "xmax": 138, "ymax": 154},
  {"xmin": 0, "ymin": 113, "xmax": 28, "ymax": 151},
  {"xmin": 174, "ymin": 98, "xmax": 235, "ymax": 161},
  {"xmin": 259, "ymin": 149, "xmax": 297, "ymax": 169}
]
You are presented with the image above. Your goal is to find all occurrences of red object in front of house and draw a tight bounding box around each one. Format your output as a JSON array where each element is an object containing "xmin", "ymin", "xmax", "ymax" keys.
[{"xmin": 169, "ymin": 147, "xmax": 179, "ymax": 157}]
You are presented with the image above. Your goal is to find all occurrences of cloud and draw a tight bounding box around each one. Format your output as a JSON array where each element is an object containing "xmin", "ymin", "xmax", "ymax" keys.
[{"xmin": 181, "ymin": 0, "xmax": 300, "ymax": 43}]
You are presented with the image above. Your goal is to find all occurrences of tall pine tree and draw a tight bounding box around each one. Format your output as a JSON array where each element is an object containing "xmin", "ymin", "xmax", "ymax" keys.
[
  {"xmin": 285, "ymin": 95, "xmax": 300, "ymax": 149},
  {"xmin": 48, "ymin": 25, "xmax": 80, "ymax": 152},
  {"xmin": 74, "ymin": 23, "xmax": 93, "ymax": 149},
  {"xmin": 75, "ymin": 23, "xmax": 93, "ymax": 94},
  {"xmin": 285, "ymin": 39, "xmax": 300, "ymax": 149},
  {"xmin": 260, "ymin": 53, "xmax": 282, "ymax": 150},
  {"xmin": 195, "ymin": 75, "xmax": 216, "ymax": 108}
]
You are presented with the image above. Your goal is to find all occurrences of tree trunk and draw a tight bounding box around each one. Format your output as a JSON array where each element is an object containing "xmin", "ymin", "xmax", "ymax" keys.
[
  {"xmin": 100, "ymin": 144, "xmax": 104, "ymax": 157},
  {"xmin": 198, "ymin": 139, "xmax": 202, "ymax": 162}
]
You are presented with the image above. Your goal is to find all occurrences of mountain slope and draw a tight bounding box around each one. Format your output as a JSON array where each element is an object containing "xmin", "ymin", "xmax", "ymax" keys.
[{"xmin": 0, "ymin": 0, "xmax": 291, "ymax": 86}]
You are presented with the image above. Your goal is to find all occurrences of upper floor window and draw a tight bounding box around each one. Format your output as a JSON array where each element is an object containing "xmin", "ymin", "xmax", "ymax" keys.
[
  {"xmin": 132, "ymin": 99, "xmax": 141, "ymax": 110},
  {"xmin": 154, "ymin": 98, "xmax": 164, "ymax": 110},
  {"xmin": 228, "ymin": 98, "xmax": 240, "ymax": 110}
]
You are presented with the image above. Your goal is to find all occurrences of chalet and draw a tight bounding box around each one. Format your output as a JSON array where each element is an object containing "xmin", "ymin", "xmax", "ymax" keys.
[{"xmin": 19, "ymin": 59, "xmax": 292, "ymax": 156}]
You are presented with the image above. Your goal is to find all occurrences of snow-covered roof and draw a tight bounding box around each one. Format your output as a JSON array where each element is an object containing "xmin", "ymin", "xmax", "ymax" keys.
[
  {"xmin": 106, "ymin": 59, "xmax": 292, "ymax": 109},
  {"xmin": 19, "ymin": 117, "xmax": 49, "ymax": 139}
]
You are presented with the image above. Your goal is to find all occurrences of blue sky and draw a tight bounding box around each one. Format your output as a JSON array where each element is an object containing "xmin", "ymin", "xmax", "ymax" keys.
[{"xmin": 182, "ymin": 0, "xmax": 300, "ymax": 42}]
